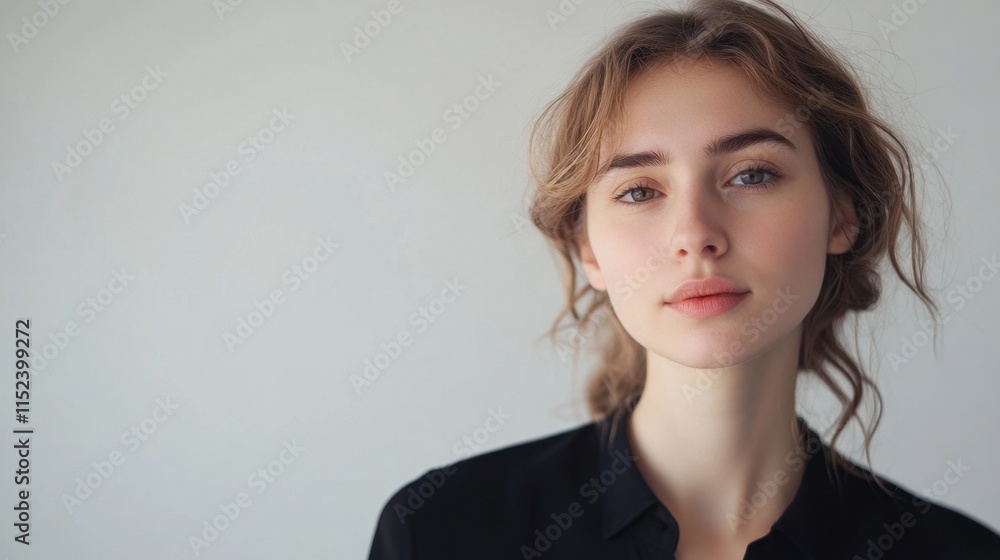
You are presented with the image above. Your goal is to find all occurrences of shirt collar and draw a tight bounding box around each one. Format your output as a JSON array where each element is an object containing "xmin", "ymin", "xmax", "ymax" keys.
[
  {"xmin": 768, "ymin": 419, "xmax": 849, "ymax": 557},
  {"xmin": 596, "ymin": 406, "xmax": 661, "ymax": 540},
  {"xmin": 596, "ymin": 406, "xmax": 846, "ymax": 556}
]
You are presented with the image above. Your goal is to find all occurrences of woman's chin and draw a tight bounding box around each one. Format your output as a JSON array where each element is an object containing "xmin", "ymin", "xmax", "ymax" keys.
[{"xmin": 648, "ymin": 341, "xmax": 756, "ymax": 370}]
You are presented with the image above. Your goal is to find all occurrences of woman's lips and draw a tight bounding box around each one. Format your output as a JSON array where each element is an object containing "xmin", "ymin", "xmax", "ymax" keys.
[{"xmin": 664, "ymin": 292, "xmax": 750, "ymax": 319}]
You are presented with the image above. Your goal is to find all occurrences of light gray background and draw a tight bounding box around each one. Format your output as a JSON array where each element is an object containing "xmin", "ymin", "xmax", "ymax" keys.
[{"xmin": 1, "ymin": 0, "xmax": 997, "ymax": 558}]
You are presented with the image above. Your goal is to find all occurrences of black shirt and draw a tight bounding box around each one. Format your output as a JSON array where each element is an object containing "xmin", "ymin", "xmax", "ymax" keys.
[{"xmin": 367, "ymin": 409, "xmax": 1000, "ymax": 559}]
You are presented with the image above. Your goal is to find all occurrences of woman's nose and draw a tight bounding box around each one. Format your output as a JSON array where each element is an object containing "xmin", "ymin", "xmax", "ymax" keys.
[{"xmin": 666, "ymin": 191, "xmax": 728, "ymax": 261}]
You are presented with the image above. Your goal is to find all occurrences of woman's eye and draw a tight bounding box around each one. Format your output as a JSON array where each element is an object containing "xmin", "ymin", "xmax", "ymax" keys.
[
  {"xmin": 734, "ymin": 170, "xmax": 767, "ymax": 185},
  {"xmin": 729, "ymin": 165, "xmax": 782, "ymax": 189},
  {"xmin": 611, "ymin": 184, "xmax": 658, "ymax": 207}
]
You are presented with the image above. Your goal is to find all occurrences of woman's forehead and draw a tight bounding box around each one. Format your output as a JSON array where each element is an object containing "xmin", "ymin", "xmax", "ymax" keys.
[
  {"xmin": 622, "ymin": 63, "xmax": 787, "ymax": 128},
  {"xmin": 598, "ymin": 66, "xmax": 812, "ymax": 163}
]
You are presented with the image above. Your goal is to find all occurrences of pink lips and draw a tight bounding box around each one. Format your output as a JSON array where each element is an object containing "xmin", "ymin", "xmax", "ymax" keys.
[
  {"xmin": 665, "ymin": 276, "xmax": 750, "ymax": 319},
  {"xmin": 666, "ymin": 292, "xmax": 749, "ymax": 318}
]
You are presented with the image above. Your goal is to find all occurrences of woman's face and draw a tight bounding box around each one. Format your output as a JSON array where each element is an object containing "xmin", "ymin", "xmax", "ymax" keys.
[{"xmin": 578, "ymin": 60, "xmax": 856, "ymax": 368}]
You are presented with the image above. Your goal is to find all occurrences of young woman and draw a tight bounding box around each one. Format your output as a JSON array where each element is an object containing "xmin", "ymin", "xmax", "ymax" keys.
[{"xmin": 368, "ymin": 1, "xmax": 1000, "ymax": 558}]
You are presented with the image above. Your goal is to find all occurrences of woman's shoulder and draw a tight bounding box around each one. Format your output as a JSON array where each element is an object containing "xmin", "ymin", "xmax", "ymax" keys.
[
  {"xmin": 367, "ymin": 419, "xmax": 602, "ymax": 558},
  {"xmin": 383, "ymin": 418, "xmax": 600, "ymax": 511},
  {"xmin": 819, "ymin": 454, "xmax": 1000, "ymax": 557}
]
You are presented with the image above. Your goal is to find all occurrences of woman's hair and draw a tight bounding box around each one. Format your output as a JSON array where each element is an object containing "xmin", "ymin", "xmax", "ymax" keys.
[{"xmin": 526, "ymin": 0, "xmax": 941, "ymax": 491}]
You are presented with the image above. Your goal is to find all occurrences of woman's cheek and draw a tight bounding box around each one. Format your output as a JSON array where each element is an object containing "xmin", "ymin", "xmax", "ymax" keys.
[
  {"xmin": 758, "ymin": 213, "xmax": 828, "ymax": 313},
  {"xmin": 602, "ymin": 236, "xmax": 667, "ymax": 302}
]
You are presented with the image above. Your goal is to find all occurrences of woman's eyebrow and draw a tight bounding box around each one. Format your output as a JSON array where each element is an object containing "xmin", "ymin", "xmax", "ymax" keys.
[{"xmin": 599, "ymin": 128, "xmax": 797, "ymax": 176}]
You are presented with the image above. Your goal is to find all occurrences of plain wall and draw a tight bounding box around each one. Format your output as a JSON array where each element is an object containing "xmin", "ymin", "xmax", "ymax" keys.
[{"xmin": 1, "ymin": 0, "xmax": 997, "ymax": 557}]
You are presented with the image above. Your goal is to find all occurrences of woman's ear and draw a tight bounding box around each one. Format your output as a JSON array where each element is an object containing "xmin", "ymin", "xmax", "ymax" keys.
[
  {"xmin": 828, "ymin": 191, "xmax": 859, "ymax": 255},
  {"xmin": 577, "ymin": 231, "xmax": 607, "ymax": 292}
]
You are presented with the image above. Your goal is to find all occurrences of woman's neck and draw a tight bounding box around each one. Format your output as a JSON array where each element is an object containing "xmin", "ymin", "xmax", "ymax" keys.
[{"xmin": 628, "ymin": 324, "xmax": 807, "ymax": 542}]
